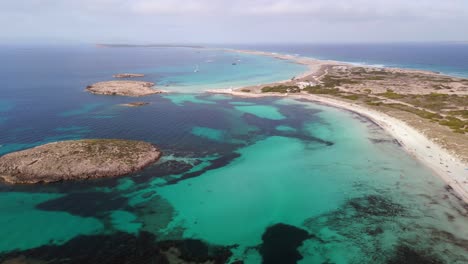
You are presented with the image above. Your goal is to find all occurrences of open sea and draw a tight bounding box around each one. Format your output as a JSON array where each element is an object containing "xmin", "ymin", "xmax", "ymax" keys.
[{"xmin": 0, "ymin": 44, "xmax": 467, "ymax": 264}]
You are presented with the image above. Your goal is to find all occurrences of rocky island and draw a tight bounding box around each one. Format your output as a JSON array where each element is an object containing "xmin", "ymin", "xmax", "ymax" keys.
[
  {"xmin": 86, "ymin": 81, "xmax": 163, "ymax": 97},
  {"xmin": 113, "ymin": 73, "xmax": 145, "ymax": 78},
  {"xmin": 0, "ymin": 139, "xmax": 161, "ymax": 184}
]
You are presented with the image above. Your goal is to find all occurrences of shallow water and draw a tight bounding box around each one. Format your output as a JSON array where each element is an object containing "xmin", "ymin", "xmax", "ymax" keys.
[{"xmin": 0, "ymin": 46, "xmax": 467, "ymax": 264}]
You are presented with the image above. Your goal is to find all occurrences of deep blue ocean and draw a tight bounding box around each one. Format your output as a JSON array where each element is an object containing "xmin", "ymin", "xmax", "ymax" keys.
[
  {"xmin": 0, "ymin": 44, "xmax": 467, "ymax": 264},
  {"xmin": 225, "ymin": 43, "xmax": 468, "ymax": 77}
]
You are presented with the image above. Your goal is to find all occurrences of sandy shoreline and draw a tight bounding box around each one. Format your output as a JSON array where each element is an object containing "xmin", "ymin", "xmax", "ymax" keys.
[{"xmin": 208, "ymin": 49, "xmax": 468, "ymax": 203}]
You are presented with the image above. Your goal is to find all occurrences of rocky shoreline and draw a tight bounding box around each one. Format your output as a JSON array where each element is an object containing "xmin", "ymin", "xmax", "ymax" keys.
[{"xmin": 0, "ymin": 139, "xmax": 161, "ymax": 184}]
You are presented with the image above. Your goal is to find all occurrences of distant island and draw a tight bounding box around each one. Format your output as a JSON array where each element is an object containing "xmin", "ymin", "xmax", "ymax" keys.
[
  {"xmin": 113, "ymin": 73, "xmax": 145, "ymax": 78},
  {"xmin": 96, "ymin": 44, "xmax": 204, "ymax": 48},
  {"xmin": 86, "ymin": 80, "xmax": 163, "ymax": 97},
  {"xmin": 0, "ymin": 139, "xmax": 161, "ymax": 184}
]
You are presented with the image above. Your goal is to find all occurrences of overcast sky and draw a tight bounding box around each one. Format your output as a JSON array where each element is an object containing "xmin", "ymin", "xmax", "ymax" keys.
[{"xmin": 1, "ymin": 0, "xmax": 468, "ymax": 44}]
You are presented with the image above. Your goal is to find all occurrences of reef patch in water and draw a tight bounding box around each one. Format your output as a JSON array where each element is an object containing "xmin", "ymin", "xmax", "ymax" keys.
[
  {"xmin": 0, "ymin": 232, "xmax": 234, "ymax": 264},
  {"xmin": 387, "ymin": 245, "xmax": 443, "ymax": 264},
  {"xmin": 36, "ymin": 192, "xmax": 128, "ymax": 217},
  {"xmin": 259, "ymin": 223, "xmax": 311, "ymax": 264}
]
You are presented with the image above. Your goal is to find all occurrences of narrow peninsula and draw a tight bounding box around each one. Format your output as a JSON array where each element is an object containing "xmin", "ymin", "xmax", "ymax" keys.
[
  {"xmin": 0, "ymin": 139, "xmax": 161, "ymax": 184},
  {"xmin": 86, "ymin": 80, "xmax": 163, "ymax": 97}
]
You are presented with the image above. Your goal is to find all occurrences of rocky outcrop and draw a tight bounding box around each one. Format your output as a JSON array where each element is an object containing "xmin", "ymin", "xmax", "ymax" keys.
[
  {"xmin": 86, "ymin": 81, "xmax": 163, "ymax": 97},
  {"xmin": 113, "ymin": 73, "xmax": 145, "ymax": 78},
  {"xmin": 0, "ymin": 139, "xmax": 161, "ymax": 184}
]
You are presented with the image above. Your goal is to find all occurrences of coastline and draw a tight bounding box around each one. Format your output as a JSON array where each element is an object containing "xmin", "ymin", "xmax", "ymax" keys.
[
  {"xmin": 223, "ymin": 48, "xmax": 465, "ymax": 80},
  {"xmin": 208, "ymin": 49, "xmax": 468, "ymax": 204}
]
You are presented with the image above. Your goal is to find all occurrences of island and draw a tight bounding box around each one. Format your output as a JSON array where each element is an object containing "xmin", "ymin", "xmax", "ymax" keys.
[
  {"xmin": 86, "ymin": 81, "xmax": 163, "ymax": 97},
  {"xmin": 113, "ymin": 73, "xmax": 145, "ymax": 78},
  {"xmin": 0, "ymin": 139, "xmax": 161, "ymax": 184}
]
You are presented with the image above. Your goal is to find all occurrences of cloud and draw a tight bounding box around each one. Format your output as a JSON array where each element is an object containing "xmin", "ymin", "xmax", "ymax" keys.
[
  {"xmin": 3, "ymin": 0, "xmax": 468, "ymax": 20},
  {"xmin": 128, "ymin": 0, "xmax": 468, "ymax": 21},
  {"xmin": 131, "ymin": 1, "xmax": 212, "ymax": 15},
  {"xmin": 0, "ymin": 0, "xmax": 467, "ymax": 43}
]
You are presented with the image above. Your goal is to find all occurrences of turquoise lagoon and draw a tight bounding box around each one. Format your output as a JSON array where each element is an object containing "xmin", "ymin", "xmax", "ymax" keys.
[{"xmin": 0, "ymin": 46, "xmax": 467, "ymax": 263}]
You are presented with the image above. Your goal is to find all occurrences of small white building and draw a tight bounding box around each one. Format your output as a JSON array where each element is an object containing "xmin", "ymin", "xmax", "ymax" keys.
[{"xmin": 297, "ymin": 81, "xmax": 316, "ymax": 89}]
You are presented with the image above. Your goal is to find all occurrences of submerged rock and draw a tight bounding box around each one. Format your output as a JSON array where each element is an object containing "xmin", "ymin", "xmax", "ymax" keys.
[
  {"xmin": 387, "ymin": 245, "xmax": 443, "ymax": 264},
  {"xmin": 86, "ymin": 81, "xmax": 163, "ymax": 97},
  {"xmin": 0, "ymin": 139, "xmax": 161, "ymax": 184},
  {"xmin": 347, "ymin": 195, "xmax": 405, "ymax": 217},
  {"xmin": 0, "ymin": 232, "xmax": 233, "ymax": 264},
  {"xmin": 259, "ymin": 223, "xmax": 311, "ymax": 264},
  {"xmin": 120, "ymin": 102, "xmax": 150, "ymax": 107}
]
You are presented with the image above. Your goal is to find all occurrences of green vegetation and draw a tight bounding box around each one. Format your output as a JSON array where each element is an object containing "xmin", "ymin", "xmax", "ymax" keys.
[
  {"xmin": 366, "ymin": 101, "xmax": 383, "ymax": 106},
  {"xmin": 438, "ymin": 116, "xmax": 467, "ymax": 133},
  {"xmin": 365, "ymin": 70, "xmax": 390, "ymax": 75},
  {"xmin": 364, "ymin": 76, "xmax": 385, "ymax": 81},
  {"xmin": 350, "ymin": 67, "xmax": 366, "ymax": 74},
  {"xmin": 303, "ymin": 85, "xmax": 341, "ymax": 95},
  {"xmin": 384, "ymin": 103, "xmax": 442, "ymax": 119},
  {"xmin": 381, "ymin": 103, "xmax": 467, "ymax": 133},
  {"xmin": 261, "ymin": 85, "xmax": 301, "ymax": 93},
  {"xmin": 340, "ymin": 94, "xmax": 360, "ymax": 100},
  {"xmin": 373, "ymin": 91, "xmax": 466, "ymax": 114},
  {"xmin": 318, "ymin": 68, "xmax": 468, "ymax": 134},
  {"xmin": 348, "ymin": 68, "xmax": 391, "ymax": 80},
  {"xmin": 321, "ymin": 75, "xmax": 359, "ymax": 88},
  {"xmin": 378, "ymin": 89, "xmax": 405, "ymax": 99},
  {"xmin": 81, "ymin": 139, "xmax": 143, "ymax": 159},
  {"xmin": 258, "ymin": 68, "xmax": 467, "ymax": 134},
  {"xmin": 447, "ymin": 110, "xmax": 468, "ymax": 118},
  {"xmin": 240, "ymin": 89, "xmax": 251, "ymax": 93},
  {"xmin": 399, "ymin": 93, "xmax": 467, "ymax": 112}
]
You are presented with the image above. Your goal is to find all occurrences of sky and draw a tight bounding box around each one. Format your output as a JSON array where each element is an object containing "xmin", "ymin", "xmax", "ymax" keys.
[{"xmin": 1, "ymin": 0, "xmax": 468, "ymax": 44}]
